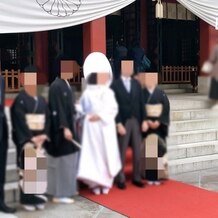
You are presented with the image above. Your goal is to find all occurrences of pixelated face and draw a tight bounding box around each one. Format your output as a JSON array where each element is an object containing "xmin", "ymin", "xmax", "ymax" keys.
[
  {"xmin": 23, "ymin": 143, "xmax": 47, "ymax": 194},
  {"xmin": 61, "ymin": 72, "xmax": 73, "ymax": 80},
  {"xmin": 142, "ymin": 134, "xmax": 168, "ymax": 180},
  {"xmin": 139, "ymin": 73, "xmax": 158, "ymax": 89},
  {"xmin": 87, "ymin": 72, "xmax": 110, "ymax": 85},
  {"xmin": 121, "ymin": 60, "xmax": 134, "ymax": 77},
  {"xmin": 97, "ymin": 73, "xmax": 110, "ymax": 85},
  {"xmin": 20, "ymin": 72, "xmax": 37, "ymax": 86},
  {"xmin": 61, "ymin": 61, "xmax": 74, "ymax": 80}
]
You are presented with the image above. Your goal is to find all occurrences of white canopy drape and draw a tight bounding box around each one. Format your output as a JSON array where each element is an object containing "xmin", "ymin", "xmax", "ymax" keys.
[
  {"xmin": 177, "ymin": 0, "xmax": 218, "ymax": 27},
  {"xmin": 0, "ymin": 0, "xmax": 135, "ymax": 33},
  {"xmin": 1, "ymin": 0, "xmax": 217, "ymax": 34}
]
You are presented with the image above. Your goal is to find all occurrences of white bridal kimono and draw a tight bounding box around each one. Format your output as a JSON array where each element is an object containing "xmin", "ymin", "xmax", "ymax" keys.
[{"xmin": 77, "ymin": 85, "xmax": 122, "ymax": 188}]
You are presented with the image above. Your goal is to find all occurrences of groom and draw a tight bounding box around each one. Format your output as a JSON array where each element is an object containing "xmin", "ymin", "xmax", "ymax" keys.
[{"xmin": 111, "ymin": 60, "xmax": 148, "ymax": 189}]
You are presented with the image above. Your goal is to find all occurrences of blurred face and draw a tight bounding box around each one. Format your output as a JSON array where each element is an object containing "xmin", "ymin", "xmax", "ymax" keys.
[
  {"xmin": 21, "ymin": 72, "xmax": 37, "ymax": 96},
  {"xmin": 97, "ymin": 73, "xmax": 110, "ymax": 85},
  {"xmin": 20, "ymin": 72, "xmax": 37, "ymax": 86},
  {"xmin": 139, "ymin": 73, "xmax": 158, "ymax": 89},
  {"xmin": 61, "ymin": 72, "xmax": 73, "ymax": 80},
  {"xmin": 61, "ymin": 60, "xmax": 74, "ymax": 80},
  {"xmin": 121, "ymin": 60, "xmax": 134, "ymax": 77}
]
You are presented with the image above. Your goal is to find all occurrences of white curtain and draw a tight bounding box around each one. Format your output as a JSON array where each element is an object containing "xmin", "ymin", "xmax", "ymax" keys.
[
  {"xmin": 0, "ymin": 0, "xmax": 135, "ymax": 33},
  {"xmin": 177, "ymin": 0, "xmax": 218, "ymax": 27}
]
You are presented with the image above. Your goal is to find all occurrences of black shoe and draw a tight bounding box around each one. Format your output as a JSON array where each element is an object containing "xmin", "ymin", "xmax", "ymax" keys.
[
  {"xmin": 0, "ymin": 202, "xmax": 16, "ymax": 213},
  {"xmin": 116, "ymin": 182, "xmax": 126, "ymax": 190},
  {"xmin": 132, "ymin": 180, "xmax": 145, "ymax": 188},
  {"xmin": 20, "ymin": 194, "xmax": 46, "ymax": 205}
]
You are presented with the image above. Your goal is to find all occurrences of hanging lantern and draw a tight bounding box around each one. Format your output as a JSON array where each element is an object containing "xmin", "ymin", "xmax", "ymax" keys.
[{"xmin": 155, "ymin": 0, "xmax": 163, "ymax": 19}]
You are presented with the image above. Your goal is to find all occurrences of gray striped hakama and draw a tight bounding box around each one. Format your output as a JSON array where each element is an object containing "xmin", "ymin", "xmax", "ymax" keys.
[{"xmin": 47, "ymin": 152, "xmax": 79, "ymax": 197}]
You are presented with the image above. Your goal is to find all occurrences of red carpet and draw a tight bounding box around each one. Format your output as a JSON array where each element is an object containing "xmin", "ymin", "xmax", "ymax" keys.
[
  {"xmin": 81, "ymin": 149, "xmax": 218, "ymax": 218},
  {"xmin": 81, "ymin": 179, "xmax": 218, "ymax": 218}
]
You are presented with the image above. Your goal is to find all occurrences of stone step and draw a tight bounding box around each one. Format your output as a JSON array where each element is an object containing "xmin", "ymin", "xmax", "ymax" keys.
[
  {"xmin": 4, "ymin": 182, "xmax": 19, "ymax": 203},
  {"xmin": 168, "ymin": 141, "xmax": 218, "ymax": 160},
  {"xmin": 7, "ymin": 148, "xmax": 16, "ymax": 165},
  {"xmin": 169, "ymin": 99, "xmax": 212, "ymax": 110},
  {"xmin": 8, "ymin": 139, "xmax": 16, "ymax": 148},
  {"xmin": 159, "ymin": 84, "xmax": 192, "ymax": 90},
  {"xmin": 168, "ymin": 154, "xmax": 218, "ymax": 175},
  {"xmin": 169, "ymin": 118, "xmax": 218, "ymax": 133},
  {"xmin": 167, "ymin": 129, "xmax": 218, "ymax": 146},
  {"xmin": 171, "ymin": 109, "xmax": 218, "ymax": 121},
  {"xmin": 164, "ymin": 88, "xmax": 190, "ymax": 94},
  {"xmin": 6, "ymin": 164, "xmax": 18, "ymax": 183}
]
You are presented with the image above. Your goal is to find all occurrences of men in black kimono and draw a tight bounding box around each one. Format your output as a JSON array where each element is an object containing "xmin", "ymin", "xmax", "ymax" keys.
[
  {"xmin": 111, "ymin": 60, "xmax": 148, "ymax": 189},
  {"xmin": 47, "ymin": 60, "xmax": 79, "ymax": 204},
  {"xmin": 10, "ymin": 68, "xmax": 50, "ymax": 211},
  {"xmin": 0, "ymin": 75, "xmax": 16, "ymax": 214},
  {"xmin": 139, "ymin": 73, "xmax": 170, "ymax": 185}
]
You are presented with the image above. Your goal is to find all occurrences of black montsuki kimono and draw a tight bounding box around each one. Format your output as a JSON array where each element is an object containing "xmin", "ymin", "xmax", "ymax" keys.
[
  {"xmin": 142, "ymin": 87, "xmax": 170, "ymax": 181},
  {"xmin": 143, "ymin": 87, "xmax": 170, "ymax": 140},
  {"xmin": 10, "ymin": 90, "xmax": 50, "ymax": 205},
  {"xmin": 47, "ymin": 77, "xmax": 79, "ymax": 197},
  {"xmin": 10, "ymin": 90, "xmax": 50, "ymax": 168},
  {"xmin": 48, "ymin": 77, "xmax": 79, "ymax": 157}
]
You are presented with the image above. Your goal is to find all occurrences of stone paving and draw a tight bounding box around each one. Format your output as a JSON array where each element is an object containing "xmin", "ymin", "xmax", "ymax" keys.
[
  {"xmin": 2, "ymin": 167, "xmax": 218, "ymax": 218},
  {"xmin": 171, "ymin": 167, "xmax": 218, "ymax": 192},
  {"xmin": 1, "ymin": 195, "xmax": 127, "ymax": 218}
]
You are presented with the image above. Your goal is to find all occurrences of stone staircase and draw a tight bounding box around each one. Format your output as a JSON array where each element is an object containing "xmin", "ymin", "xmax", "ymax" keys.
[
  {"xmin": 168, "ymin": 94, "xmax": 218, "ymax": 175},
  {"xmin": 4, "ymin": 107, "xmax": 19, "ymax": 203}
]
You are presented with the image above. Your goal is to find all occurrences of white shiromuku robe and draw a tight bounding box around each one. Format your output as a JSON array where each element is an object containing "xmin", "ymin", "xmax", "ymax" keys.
[{"xmin": 77, "ymin": 86, "xmax": 121, "ymax": 188}]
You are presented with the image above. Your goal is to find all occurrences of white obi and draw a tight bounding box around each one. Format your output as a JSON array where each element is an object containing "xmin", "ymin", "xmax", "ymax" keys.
[
  {"xmin": 145, "ymin": 104, "xmax": 163, "ymax": 117},
  {"xmin": 25, "ymin": 114, "xmax": 45, "ymax": 131}
]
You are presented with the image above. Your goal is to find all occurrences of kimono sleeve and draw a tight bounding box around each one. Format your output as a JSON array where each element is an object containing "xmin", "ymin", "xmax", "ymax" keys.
[
  {"xmin": 97, "ymin": 89, "xmax": 118, "ymax": 125},
  {"xmin": 42, "ymin": 97, "xmax": 51, "ymax": 138},
  {"xmin": 110, "ymin": 82, "xmax": 122, "ymax": 124},
  {"xmin": 10, "ymin": 98, "xmax": 33, "ymax": 147},
  {"xmin": 49, "ymin": 83, "xmax": 69, "ymax": 131},
  {"xmin": 159, "ymin": 90, "xmax": 170, "ymax": 126}
]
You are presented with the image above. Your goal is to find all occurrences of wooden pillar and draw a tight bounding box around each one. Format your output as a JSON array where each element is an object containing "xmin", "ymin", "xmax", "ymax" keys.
[
  {"xmin": 83, "ymin": 17, "xmax": 106, "ymax": 60},
  {"xmin": 140, "ymin": 0, "xmax": 148, "ymax": 52},
  {"xmin": 35, "ymin": 32, "xmax": 48, "ymax": 84},
  {"xmin": 200, "ymin": 20, "xmax": 218, "ymax": 75}
]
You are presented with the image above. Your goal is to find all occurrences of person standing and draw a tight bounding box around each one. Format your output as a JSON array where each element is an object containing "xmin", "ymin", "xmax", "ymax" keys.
[
  {"xmin": 77, "ymin": 52, "xmax": 121, "ymax": 195},
  {"xmin": 10, "ymin": 68, "xmax": 49, "ymax": 211},
  {"xmin": 206, "ymin": 44, "xmax": 218, "ymax": 109},
  {"xmin": 0, "ymin": 75, "xmax": 16, "ymax": 214},
  {"xmin": 47, "ymin": 62, "xmax": 79, "ymax": 204},
  {"xmin": 139, "ymin": 73, "xmax": 170, "ymax": 185},
  {"xmin": 111, "ymin": 60, "xmax": 148, "ymax": 189}
]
